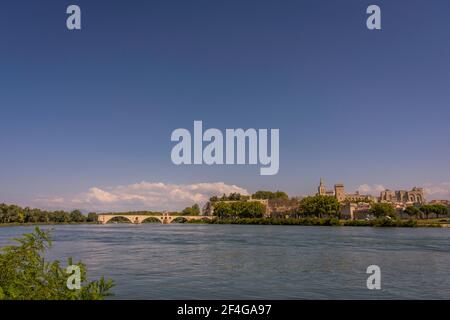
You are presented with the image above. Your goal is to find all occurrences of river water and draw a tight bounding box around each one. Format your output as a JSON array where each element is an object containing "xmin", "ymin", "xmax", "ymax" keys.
[{"xmin": 0, "ymin": 224, "xmax": 449, "ymax": 299}]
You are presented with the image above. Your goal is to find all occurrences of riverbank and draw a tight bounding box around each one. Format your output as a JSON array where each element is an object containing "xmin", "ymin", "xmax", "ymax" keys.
[
  {"xmin": 2, "ymin": 217, "xmax": 450, "ymax": 228},
  {"xmin": 416, "ymin": 218, "xmax": 450, "ymax": 228},
  {"xmin": 188, "ymin": 217, "xmax": 450, "ymax": 228},
  {"xmin": 0, "ymin": 222, "xmax": 97, "ymax": 227}
]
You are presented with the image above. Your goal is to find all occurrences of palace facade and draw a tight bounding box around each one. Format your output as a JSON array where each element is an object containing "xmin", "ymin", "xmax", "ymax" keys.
[
  {"xmin": 317, "ymin": 179, "xmax": 425, "ymax": 205},
  {"xmin": 379, "ymin": 188, "xmax": 424, "ymax": 205},
  {"xmin": 317, "ymin": 179, "xmax": 376, "ymax": 203}
]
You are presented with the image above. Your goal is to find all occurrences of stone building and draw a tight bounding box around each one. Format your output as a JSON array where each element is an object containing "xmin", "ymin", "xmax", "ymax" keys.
[
  {"xmin": 379, "ymin": 187, "xmax": 424, "ymax": 205},
  {"xmin": 340, "ymin": 202, "xmax": 372, "ymax": 220},
  {"xmin": 268, "ymin": 198, "xmax": 300, "ymax": 218},
  {"xmin": 317, "ymin": 179, "xmax": 375, "ymax": 203},
  {"xmin": 318, "ymin": 178, "xmax": 335, "ymax": 197},
  {"xmin": 345, "ymin": 191, "xmax": 375, "ymax": 203},
  {"xmin": 334, "ymin": 184, "xmax": 346, "ymax": 202},
  {"xmin": 317, "ymin": 179, "xmax": 424, "ymax": 205}
]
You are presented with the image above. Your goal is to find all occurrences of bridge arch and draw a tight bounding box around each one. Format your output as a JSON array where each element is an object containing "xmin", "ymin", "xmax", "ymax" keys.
[
  {"xmin": 103, "ymin": 215, "xmax": 134, "ymax": 224},
  {"xmin": 140, "ymin": 216, "xmax": 163, "ymax": 224},
  {"xmin": 98, "ymin": 214, "xmax": 215, "ymax": 224},
  {"xmin": 171, "ymin": 216, "xmax": 189, "ymax": 223}
]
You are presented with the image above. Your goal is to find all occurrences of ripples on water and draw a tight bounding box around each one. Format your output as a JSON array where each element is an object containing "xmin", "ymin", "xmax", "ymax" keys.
[{"xmin": 1, "ymin": 224, "xmax": 449, "ymax": 299}]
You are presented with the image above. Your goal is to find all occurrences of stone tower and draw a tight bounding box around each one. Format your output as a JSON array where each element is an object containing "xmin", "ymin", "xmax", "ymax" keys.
[
  {"xmin": 318, "ymin": 178, "xmax": 326, "ymax": 195},
  {"xmin": 334, "ymin": 184, "xmax": 346, "ymax": 203}
]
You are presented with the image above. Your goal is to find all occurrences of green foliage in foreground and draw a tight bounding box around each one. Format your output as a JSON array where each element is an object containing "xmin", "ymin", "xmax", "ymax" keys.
[
  {"xmin": 202, "ymin": 217, "xmax": 417, "ymax": 228},
  {"xmin": 0, "ymin": 227, "xmax": 114, "ymax": 300}
]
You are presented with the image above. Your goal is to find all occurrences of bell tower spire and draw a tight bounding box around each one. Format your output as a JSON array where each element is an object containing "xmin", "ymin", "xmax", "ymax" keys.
[{"xmin": 318, "ymin": 178, "xmax": 326, "ymax": 195}]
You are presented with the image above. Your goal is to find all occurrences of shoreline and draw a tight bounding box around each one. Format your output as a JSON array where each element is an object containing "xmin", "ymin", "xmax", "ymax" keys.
[
  {"xmin": 1, "ymin": 217, "xmax": 449, "ymax": 228},
  {"xmin": 0, "ymin": 222, "xmax": 97, "ymax": 228}
]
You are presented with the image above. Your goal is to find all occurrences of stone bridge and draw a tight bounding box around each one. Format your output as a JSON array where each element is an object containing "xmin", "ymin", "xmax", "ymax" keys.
[{"xmin": 97, "ymin": 213, "xmax": 214, "ymax": 224}]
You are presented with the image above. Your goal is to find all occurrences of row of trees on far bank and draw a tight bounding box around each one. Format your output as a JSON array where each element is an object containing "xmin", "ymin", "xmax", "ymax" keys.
[
  {"xmin": 207, "ymin": 191, "xmax": 450, "ymax": 221},
  {"xmin": 251, "ymin": 190, "xmax": 289, "ymax": 201},
  {"xmin": 0, "ymin": 204, "xmax": 98, "ymax": 224},
  {"xmin": 210, "ymin": 193, "xmax": 249, "ymax": 202},
  {"xmin": 213, "ymin": 201, "xmax": 266, "ymax": 219},
  {"xmin": 208, "ymin": 194, "xmax": 449, "ymax": 220},
  {"xmin": 209, "ymin": 190, "xmax": 290, "ymax": 203},
  {"xmin": 296, "ymin": 197, "xmax": 449, "ymax": 220},
  {"xmin": 3, "ymin": 194, "xmax": 449, "ymax": 225},
  {"xmin": 403, "ymin": 204, "xmax": 448, "ymax": 219},
  {"xmin": 297, "ymin": 195, "xmax": 340, "ymax": 218},
  {"xmin": 180, "ymin": 204, "xmax": 201, "ymax": 216},
  {"xmin": 368, "ymin": 202, "xmax": 448, "ymax": 219}
]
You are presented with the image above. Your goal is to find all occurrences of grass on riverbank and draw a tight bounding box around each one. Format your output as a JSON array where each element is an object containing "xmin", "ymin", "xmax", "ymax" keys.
[{"xmin": 415, "ymin": 218, "xmax": 450, "ymax": 228}]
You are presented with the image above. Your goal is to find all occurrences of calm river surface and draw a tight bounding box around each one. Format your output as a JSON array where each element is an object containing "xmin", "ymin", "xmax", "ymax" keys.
[{"xmin": 1, "ymin": 224, "xmax": 450, "ymax": 299}]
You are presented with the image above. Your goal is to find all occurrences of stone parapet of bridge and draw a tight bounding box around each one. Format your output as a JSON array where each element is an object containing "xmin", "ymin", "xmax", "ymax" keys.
[{"xmin": 97, "ymin": 214, "xmax": 214, "ymax": 225}]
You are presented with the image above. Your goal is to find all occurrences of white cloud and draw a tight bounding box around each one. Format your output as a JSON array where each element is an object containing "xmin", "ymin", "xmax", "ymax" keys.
[
  {"xmin": 355, "ymin": 182, "xmax": 450, "ymax": 200},
  {"xmin": 356, "ymin": 184, "xmax": 386, "ymax": 195},
  {"xmin": 82, "ymin": 187, "xmax": 119, "ymax": 203},
  {"xmin": 34, "ymin": 197, "xmax": 65, "ymax": 204},
  {"xmin": 34, "ymin": 181, "xmax": 248, "ymax": 212},
  {"xmin": 424, "ymin": 182, "xmax": 450, "ymax": 199}
]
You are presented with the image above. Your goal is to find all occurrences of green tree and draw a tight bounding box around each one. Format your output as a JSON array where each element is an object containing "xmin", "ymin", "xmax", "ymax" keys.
[
  {"xmin": 227, "ymin": 193, "xmax": 239, "ymax": 201},
  {"xmin": 191, "ymin": 204, "xmax": 200, "ymax": 215},
  {"xmin": 420, "ymin": 204, "xmax": 448, "ymax": 219},
  {"xmin": 52, "ymin": 211, "xmax": 70, "ymax": 223},
  {"xmin": 433, "ymin": 204, "xmax": 449, "ymax": 218},
  {"xmin": 252, "ymin": 190, "xmax": 289, "ymax": 200},
  {"xmin": 420, "ymin": 205, "xmax": 433, "ymax": 219},
  {"xmin": 181, "ymin": 204, "xmax": 201, "ymax": 216},
  {"xmin": 17, "ymin": 211, "xmax": 25, "ymax": 224},
  {"xmin": 213, "ymin": 201, "xmax": 265, "ymax": 219},
  {"xmin": 369, "ymin": 203, "xmax": 396, "ymax": 218},
  {"xmin": 2, "ymin": 205, "xmax": 22, "ymax": 223},
  {"xmin": 0, "ymin": 227, "xmax": 114, "ymax": 300},
  {"xmin": 213, "ymin": 202, "xmax": 233, "ymax": 218},
  {"xmin": 181, "ymin": 207, "xmax": 192, "ymax": 216},
  {"xmin": 237, "ymin": 202, "xmax": 265, "ymax": 218},
  {"xmin": 87, "ymin": 212, "xmax": 98, "ymax": 223},
  {"xmin": 273, "ymin": 191, "xmax": 289, "ymax": 201},
  {"xmin": 298, "ymin": 195, "xmax": 340, "ymax": 218},
  {"xmin": 404, "ymin": 206, "xmax": 421, "ymax": 219},
  {"xmin": 70, "ymin": 210, "xmax": 86, "ymax": 223}
]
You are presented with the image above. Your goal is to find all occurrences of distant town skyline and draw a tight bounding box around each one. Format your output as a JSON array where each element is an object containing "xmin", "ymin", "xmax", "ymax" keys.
[
  {"xmin": 5, "ymin": 179, "xmax": 448, "ymax": 213},
  {"xmin": 1, "ymin": 1, "xmax": 450, "ymax": 211}
]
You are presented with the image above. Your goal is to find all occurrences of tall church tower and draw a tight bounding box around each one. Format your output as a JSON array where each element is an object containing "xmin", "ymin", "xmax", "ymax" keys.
[
  {"xmin": 334, "ymin": 184, "xmax": 346, "ymax": 202},
  {"xmin": 318, "ymin": 178, "xmax": 326, "ymax": 195}
]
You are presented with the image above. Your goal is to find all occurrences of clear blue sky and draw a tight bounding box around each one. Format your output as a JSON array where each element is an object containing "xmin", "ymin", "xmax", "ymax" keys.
[{"xmin": 1, "ymin": 0, "xmax": 450, "ymax": 211}]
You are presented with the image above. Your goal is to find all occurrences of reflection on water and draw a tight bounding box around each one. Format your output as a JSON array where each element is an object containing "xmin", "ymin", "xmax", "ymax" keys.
[{"xmin": 1, "ymin": 224, "xmax": 449, "ymax": 299}]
